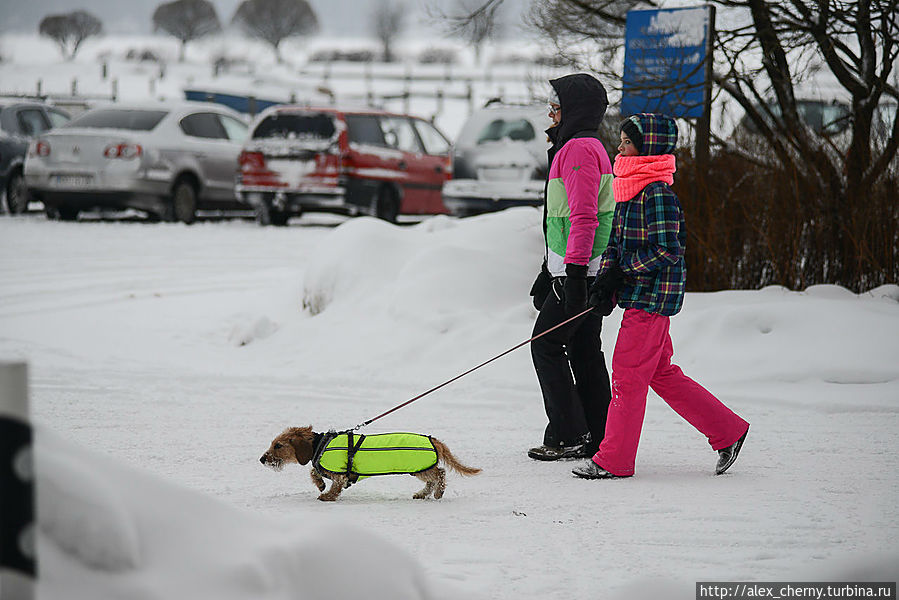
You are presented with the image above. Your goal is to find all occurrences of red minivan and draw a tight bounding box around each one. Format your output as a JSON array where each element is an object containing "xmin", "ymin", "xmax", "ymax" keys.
[{"xmin": 236, "ymin": 106, "xmax": 452, "ymax": 225}]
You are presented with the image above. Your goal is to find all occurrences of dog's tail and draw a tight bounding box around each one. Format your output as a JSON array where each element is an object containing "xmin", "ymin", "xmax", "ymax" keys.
[{"xmin": 432, "ymin": 438, "xmax": 481, "ymax": 476}]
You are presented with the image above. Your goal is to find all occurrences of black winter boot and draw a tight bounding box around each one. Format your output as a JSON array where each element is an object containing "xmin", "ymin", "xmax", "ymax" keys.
[
  {"xmin": 527, "ymin": 442, "xmax": 591, "ymax": 461},
  {"xmin": 716, "ymin": 427, "xmax": 749, "ymax": 475},
  {"xmin": 571, "ymin": 460, "xmax": 629, "ymax": 479}
]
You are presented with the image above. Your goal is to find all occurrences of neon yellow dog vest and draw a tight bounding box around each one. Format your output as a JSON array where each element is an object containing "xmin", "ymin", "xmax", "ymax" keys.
[{"xmin": 314, "ymin": 432, "xmax": 438, "ymax": 480}]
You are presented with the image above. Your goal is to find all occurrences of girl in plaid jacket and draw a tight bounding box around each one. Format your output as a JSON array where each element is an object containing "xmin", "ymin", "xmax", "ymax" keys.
[{"xmin": 572, "ymin": 113, "xmax": 750, "ymax": 479}]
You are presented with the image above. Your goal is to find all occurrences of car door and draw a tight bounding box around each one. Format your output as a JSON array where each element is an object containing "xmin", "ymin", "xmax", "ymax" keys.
[
  {"xmin": 215, "ymin": 113, "xmax": 247, "ymax": 201},
  {"xmin": 411, "ymin": 118, "xmax": 452, "ymax": 214},
  {"xmin": 178, "ymin": 111, "xmax": 240, "ymax": 202},
  {"xmin": 3, "ymin": 107, "xmax": 51, "ymax": 210},
  {"xmin": 15, "ymin": 107, "xmax": 51, "ymax": 139},
  {"xmin": 379, "ymin": 115, "xmax": 439, "ymax": 214}
]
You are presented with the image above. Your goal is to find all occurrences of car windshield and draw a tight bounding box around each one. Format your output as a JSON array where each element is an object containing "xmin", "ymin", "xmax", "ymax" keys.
[
  {"xmin": 252, "ymin": 113, "xmax": 336, "ymax": 140},
  {"xmin": 741, "ymin": 101, "xmax": 850, "ymax": 136},
  {"xmin": 476, "ymin": 118, "xmax": 536, "ymax": 144},
  {"xmin": 65, "ymin": 109, "xmax": 168, "ymax": 131},
  {"xmin": 454, "ymin": 108, "xmax": 547, "ymax": 148}
]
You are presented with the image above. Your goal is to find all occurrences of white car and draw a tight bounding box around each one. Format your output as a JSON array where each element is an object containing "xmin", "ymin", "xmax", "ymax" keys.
[
  {"xmin": 25, "ymin": 101, "xmax": 248, "ymax": 222},
  {"xmin": 441, "ymin": 102, "xmax": 549, "ymax": 217}
]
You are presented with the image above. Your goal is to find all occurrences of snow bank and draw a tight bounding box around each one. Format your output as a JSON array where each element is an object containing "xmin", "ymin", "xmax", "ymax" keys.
[
  {"xmin": 296, "ymin": 209, "xmax": 899, "ymax": 394},
  {"xmin": 38, "ymin": 451, "xmax": 142, "ymax": 572},
  {"xmin": 35, "ymin": 428, "xmax": 446, "ymax": 600},
  {"xmin": 670, "ymin": 284, "xmax": 899, "ymax": 400},
  {"xmin": 302, "ymin": 210, "xmax": 538, "ymax": 320},
  {"xmin": 289, "ymin": 209, "xmax": 544, "ymax": 383}
]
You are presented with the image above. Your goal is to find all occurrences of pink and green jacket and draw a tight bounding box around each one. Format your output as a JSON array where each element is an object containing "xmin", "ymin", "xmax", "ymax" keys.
[{"xmin": 545, "ymin": 137, "xmax": 614, "ymax": 277}]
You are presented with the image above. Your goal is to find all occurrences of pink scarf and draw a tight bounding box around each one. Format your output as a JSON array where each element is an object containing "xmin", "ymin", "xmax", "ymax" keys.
[{"xmin": 612, "ymin": 154, "xmax": 676, "ymax": 203}]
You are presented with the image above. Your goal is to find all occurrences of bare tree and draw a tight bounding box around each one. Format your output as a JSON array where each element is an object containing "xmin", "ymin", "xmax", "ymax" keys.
[
  {"xmin": 521, "ymin": 0, "xmax": 899, "ymax": 287},
  {"xmin": 152, "ymin": 0, "xmax": 222, "ymax": 62},
  {"xmin": 38, "ymin": 10, "xmax": 103, "ymax": 60},
  {"xmin": 232, "ymin": 0, "xmax": 319, "ymax": 63},
  {"xmin": 371, "ymin": 0, "xmax": 406, "ymax": 63},
  {"xmin": 526, "ymin": 0, "xmax": 648, "ymax": 73},
  {"xmin": 527, "ymin": 1, "xmax": 899, "ymax": 196},
  {"xmin": 430, "ymin": 0, "xmax": 506, "ymax": 64}
]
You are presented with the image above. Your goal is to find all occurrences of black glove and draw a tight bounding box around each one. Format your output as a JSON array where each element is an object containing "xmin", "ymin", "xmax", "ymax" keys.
[
  {"xmin": 529, "ymin": 262, "xmax": 552, "ymax": 310},
  {"xmin": 563, "ymin": 263, "xmax": 588, "ymax": 316},
  {"xmin": 589, "ymin": 265, "xmax": 625, "ymax": 316}
]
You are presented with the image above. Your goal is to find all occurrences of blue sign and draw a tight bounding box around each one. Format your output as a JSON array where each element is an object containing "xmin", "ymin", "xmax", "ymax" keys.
[
  {"xmin": 184, "ymin": 89, "xmax": 283, "ymax": 115},
  {"xmin": 621, "ymin": 6, "xmax": 714, "ymax": 119}
]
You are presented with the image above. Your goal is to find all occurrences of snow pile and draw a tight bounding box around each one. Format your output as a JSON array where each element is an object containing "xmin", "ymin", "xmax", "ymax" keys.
[
  {"xmin": 290, "ymin": 209, "xmax": 544, "ymax": 382},
  {"xmin": 38, "ymin": 450, "xmax": 142, "ymax": 572},
  {"xmin": 295, "ymin": 209, "xmax": 899, "ymax": 393},
  {"xmin": 302, "ymin": 210, "xmax": 538, "ymax": 319},
  {"xmin": 35, "ymin": 428, "xmax": 447, "ymax": 600},
  {"xmin": 228, "ymin": 315, "xmax": 279, "ymax": 347}
]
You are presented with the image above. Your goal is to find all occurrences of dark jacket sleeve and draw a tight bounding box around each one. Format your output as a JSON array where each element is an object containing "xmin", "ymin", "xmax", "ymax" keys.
[{"xmin": 621, "ymin": 184, "xmax": 683, "ymax": 275}]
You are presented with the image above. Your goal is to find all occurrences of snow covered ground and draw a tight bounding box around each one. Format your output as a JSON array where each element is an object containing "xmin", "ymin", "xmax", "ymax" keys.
[{"xmin": 1, "ymin": 209, "xmax": 898, "ymax": 599}]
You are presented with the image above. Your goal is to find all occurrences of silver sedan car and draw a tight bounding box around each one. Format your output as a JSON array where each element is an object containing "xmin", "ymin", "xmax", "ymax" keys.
[{"xmin": 24, "ymin": 101, "xmax": 248, "ymax": 223}]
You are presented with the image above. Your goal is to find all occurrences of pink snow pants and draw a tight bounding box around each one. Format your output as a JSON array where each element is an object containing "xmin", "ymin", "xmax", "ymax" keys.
[{"xmin": 592, "ymin": 308, "xmax": 749, "ymax": 476}]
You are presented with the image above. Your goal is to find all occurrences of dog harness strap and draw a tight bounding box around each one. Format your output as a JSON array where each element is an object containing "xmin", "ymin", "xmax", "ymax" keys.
[
  {"xmin": 311, "ymin": 431, "xmax": 334, "ymax": 478},
  {"xmin": 345, "ymin": 430, "xmax": 353, "ymax": 477},
  {"xmin": 344, "ymin": 430, "xmax": 366, "ymax": 484}
]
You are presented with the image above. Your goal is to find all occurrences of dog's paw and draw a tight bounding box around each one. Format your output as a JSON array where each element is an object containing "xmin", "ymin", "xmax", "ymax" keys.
[{"xmin": 318, "ymin": 493, "xmax": 337, "ymax": 502}]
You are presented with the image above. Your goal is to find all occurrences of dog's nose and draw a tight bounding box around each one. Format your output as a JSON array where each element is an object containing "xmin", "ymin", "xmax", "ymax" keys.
[{"xmin": 259, "ymin": 455, "xmax": 267, "ymax": 464}]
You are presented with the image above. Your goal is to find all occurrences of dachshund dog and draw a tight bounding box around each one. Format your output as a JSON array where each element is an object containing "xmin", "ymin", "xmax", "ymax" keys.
[{"xmin": 260, "ymin": 426, "xmax": 481, "ymax": 501}]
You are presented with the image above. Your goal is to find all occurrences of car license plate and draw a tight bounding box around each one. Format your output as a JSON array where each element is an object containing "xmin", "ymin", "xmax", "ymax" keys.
[
  {"xmin": 268, "ymin": 159, "xmax": 315, "ymax": 188},
  {"xmin": 478, "ymin": 167, "xmax": 527, "ymax": 181},
  {"xmin": 53, "ymin": 174, "xmax": 93, "ymax": 188}
]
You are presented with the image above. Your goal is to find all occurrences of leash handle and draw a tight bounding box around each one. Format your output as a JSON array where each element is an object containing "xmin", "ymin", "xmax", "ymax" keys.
[{"xmin": 353, "ymin": 306, "xmax": 594, "ymax": 430}]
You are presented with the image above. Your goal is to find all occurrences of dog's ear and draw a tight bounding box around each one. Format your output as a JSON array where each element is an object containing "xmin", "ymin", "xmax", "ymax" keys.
[{"xmin": 289, "ymin": 427, "xmax": 315, "ymax": 465}]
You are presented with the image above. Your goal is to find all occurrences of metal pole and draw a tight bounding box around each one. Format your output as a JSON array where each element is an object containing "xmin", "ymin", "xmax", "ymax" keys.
[
  {"xmin": 0, "ymin": 362, "xmax": 36, "ymax": 600},
  {"xmin": 695, "ymin": 4, "xmax": 716, "ymax": 171}
]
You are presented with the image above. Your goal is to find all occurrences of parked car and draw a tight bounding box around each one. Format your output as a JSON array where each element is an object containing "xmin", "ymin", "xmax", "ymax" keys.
[
  {"xmin": 236, "ymin": 105, "xmax": 452, "ymax": 225},
  {"xmin": 1, "ymin": 99, "xmax": 70, "ymax": 214},
  {"xmin": 731, "ymin": 98, "xmax": 896, "ymax": 146},
  {"xmin": 734, "ymin": 99, "xmax": 853, "ymax": 138},
  {"xmin": 24, "ymin": 101, "xmax": 248, "ymax": 223},
  {"xmin": 441, "ymin": 102, "xmax": 549, "ymax": 217}
]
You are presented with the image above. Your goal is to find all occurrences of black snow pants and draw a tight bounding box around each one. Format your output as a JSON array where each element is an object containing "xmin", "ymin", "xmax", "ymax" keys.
[{"xmin": 531, "ymin": 277, "xmax": 612, "ymax": 453}]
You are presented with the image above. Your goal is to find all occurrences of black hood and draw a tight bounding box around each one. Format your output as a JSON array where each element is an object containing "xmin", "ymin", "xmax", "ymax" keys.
[{"xmin": 550, "ymin": 73, "xmax": 609, "ymax": 147}]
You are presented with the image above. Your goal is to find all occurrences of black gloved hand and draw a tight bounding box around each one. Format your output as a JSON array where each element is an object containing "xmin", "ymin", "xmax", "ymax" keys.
[
  {"xmin": 589, "ymin": 265, "xmax": 625, "ymax": 317},
  {"xmin": 563, "ymin": 263, "xmax": 588, "ymax": 316},
  {"xmin": 529, "ymin": 262, "xmax": 552, "ymax": 310}
]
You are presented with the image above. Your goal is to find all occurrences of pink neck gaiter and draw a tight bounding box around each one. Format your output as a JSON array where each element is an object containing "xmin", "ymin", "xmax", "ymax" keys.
[{"xmin": 612, "ymin": 154, "xmax": 676, "ymax": 203}]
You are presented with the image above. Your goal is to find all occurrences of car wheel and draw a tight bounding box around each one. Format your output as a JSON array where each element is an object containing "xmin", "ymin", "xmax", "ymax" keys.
[
  {"xmin": 270, "ymin": 211, "xmax": 289, "ymax": 226},
  {"xmin": 375, "ymin": 186, "xmax": 399, "ymax": 223},
  {"xmin": 57, "ymin": 206, "xmax": 80, "ymax": 221},
  {"xmin": 172, "ymin": 180, "xmax": 198, "ymax": 224},
  {"xmin": 255, "ymin": 200, "xmax": 289, "ymax": 226},
  {"xmin": 6, "ymin": 171, "xmax": 30, "ymax": 214}
]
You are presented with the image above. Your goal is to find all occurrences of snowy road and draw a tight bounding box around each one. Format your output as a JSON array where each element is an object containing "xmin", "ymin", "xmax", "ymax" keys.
[{"xmin": 1, "ymin": 214, "xmax": 897, "ymax": 599}]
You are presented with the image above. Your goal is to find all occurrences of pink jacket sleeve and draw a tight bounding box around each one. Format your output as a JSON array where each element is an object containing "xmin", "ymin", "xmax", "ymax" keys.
[{"xmin": 560, "ymin": 143, "xmax": 601, "ymax": 266}]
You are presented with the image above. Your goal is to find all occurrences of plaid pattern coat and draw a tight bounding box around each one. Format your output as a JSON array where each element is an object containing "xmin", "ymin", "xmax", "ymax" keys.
[{"xmin": 597, "ymin": 114, "xmax": 686, "ymax": 316}]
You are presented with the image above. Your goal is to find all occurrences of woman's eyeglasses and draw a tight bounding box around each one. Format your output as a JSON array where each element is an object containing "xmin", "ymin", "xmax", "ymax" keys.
[{"xmin": 548, "ymin": 104, "xmax": 561, "ymax": 116}]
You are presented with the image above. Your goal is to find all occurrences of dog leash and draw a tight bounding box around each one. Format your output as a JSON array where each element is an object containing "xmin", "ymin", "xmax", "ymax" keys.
[{"xmin": 352, "ymin": 306, "xmax": 594, "ymax": 430}]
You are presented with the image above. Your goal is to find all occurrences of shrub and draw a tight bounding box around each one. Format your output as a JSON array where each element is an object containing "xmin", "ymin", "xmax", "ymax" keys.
[{"xmin": 674, "ymin": 152, "xmax": 898, "ymax": 292}]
